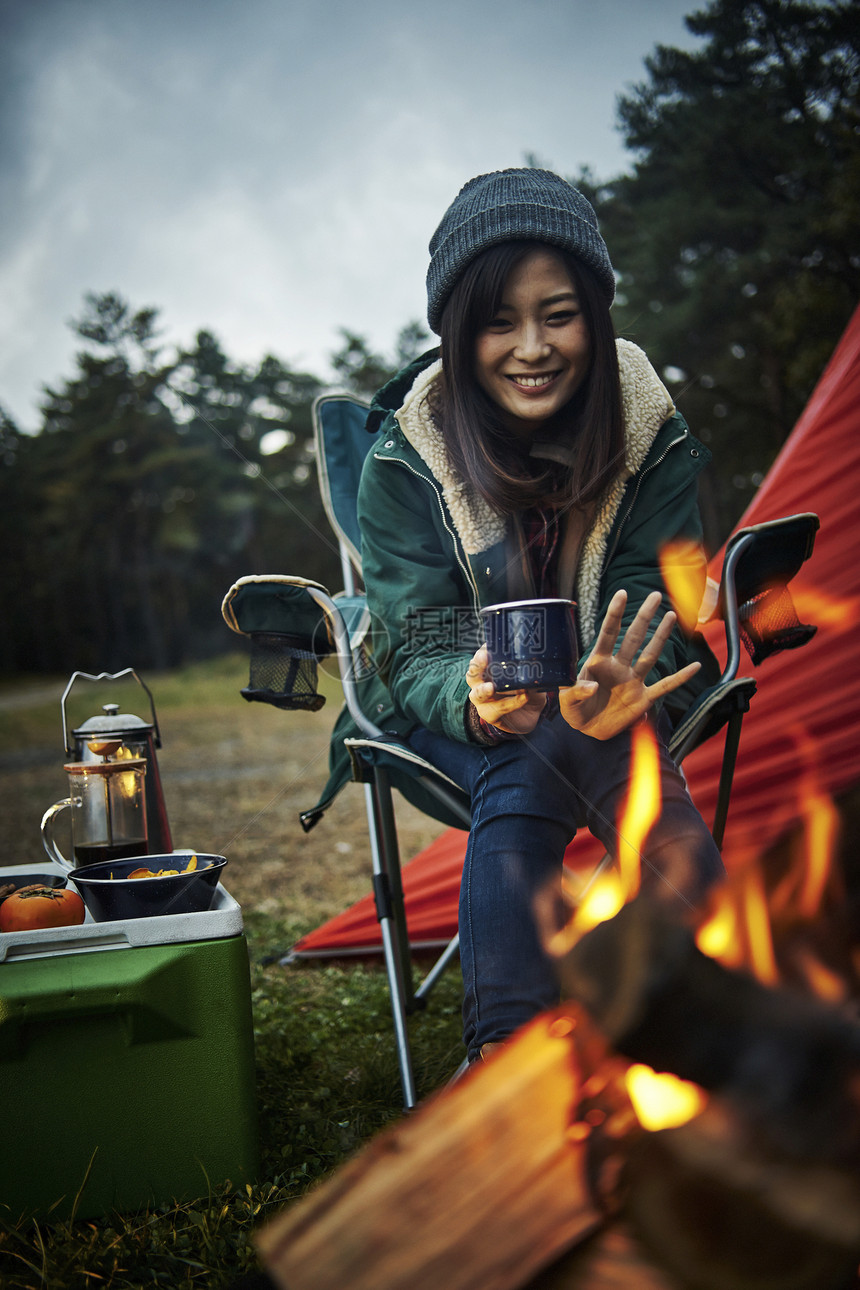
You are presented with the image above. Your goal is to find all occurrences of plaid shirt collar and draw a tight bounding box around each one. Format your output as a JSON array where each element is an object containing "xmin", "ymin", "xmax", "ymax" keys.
[{"xmin": 521, "ymin": 505, "xmax": 560, "ymax": 598}]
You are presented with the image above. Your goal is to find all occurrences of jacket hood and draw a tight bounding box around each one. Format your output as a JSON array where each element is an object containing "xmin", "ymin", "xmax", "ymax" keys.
[{"xmin": 366, "ymin": 347, "xmax": 441, "ymax": 434}]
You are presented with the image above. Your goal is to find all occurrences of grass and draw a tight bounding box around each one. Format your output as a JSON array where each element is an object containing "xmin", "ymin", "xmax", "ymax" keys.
[{"xmin": 0, "ymin": 658, "xmax": 462, "ymax": 1288}]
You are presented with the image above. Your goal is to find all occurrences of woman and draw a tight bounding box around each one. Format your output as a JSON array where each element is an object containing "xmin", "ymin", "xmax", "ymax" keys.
[{"xmin": 355, "ymin": 168, "xmax": 724, "ymax": 1063}]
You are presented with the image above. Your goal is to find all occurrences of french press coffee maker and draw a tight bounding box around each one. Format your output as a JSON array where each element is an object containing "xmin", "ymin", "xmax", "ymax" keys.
[
  {"xmin": 41, "ymin": 669, "xmax": 173, "ymax": 867},
  {"xmin": 42, "ymin": 754, "xmax": 150, "ymax": 868}
]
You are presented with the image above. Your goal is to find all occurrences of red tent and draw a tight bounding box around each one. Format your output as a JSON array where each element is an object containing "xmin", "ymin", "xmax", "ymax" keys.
[{"xmin": 293, "ymin": 306, "xmax": 860, "ymax": 959}]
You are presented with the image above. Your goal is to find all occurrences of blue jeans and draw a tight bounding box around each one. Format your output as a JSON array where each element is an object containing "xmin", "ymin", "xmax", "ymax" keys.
[{"xmin": 408, "ymin": 713, "xmax": 724, "ymax": 1062}]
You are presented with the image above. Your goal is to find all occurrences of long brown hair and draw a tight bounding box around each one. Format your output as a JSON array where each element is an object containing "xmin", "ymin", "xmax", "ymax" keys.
[{"xmin": 435, "ymin": 240, "xmax": 624, "ymax": 516}]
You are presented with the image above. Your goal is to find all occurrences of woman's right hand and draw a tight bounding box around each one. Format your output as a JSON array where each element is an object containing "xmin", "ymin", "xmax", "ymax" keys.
[
  {"xmin": 466, "ymin": 645, "xmax": 549, "ymax": 735},
  {"xmin": 558, "ymin": 589, "xmax": 700, "ymax": 740}
]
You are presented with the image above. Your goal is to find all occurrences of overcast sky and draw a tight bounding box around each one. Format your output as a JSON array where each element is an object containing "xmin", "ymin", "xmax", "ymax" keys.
[{"xmin": 0, "ymin": 0, "xmax": 700, "ymax": 432}]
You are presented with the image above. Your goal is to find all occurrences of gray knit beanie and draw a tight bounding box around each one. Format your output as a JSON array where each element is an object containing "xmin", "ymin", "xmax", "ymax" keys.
[{"xmin": 426, "ymin": 168, "xmax": 615, "ymax": 333}]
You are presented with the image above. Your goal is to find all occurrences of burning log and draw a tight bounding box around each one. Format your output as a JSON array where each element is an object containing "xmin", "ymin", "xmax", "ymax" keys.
[
  {"xmin": 256, "ymin": 1012, "xmax": 611, "ymax": 1290},
  {"xmin": 625, "ymin": 1100, "xmax": 860, "ymax": 1290},
  {"xmin": 551, "ymin": 895, "xmax": 860, "ymax": 1163}
]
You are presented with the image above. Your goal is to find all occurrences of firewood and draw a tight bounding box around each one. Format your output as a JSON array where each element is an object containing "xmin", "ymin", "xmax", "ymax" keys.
[
  {"xmin": 525, "ymin": 1219, "xmax": 683, "ymax": 1289},
  {"xmin": 255, "ymin": 1010, "xmax": 607, "ymax": 1290}
]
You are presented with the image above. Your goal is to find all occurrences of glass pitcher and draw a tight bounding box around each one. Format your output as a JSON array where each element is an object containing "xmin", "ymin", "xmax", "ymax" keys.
[{"xmin": 41, "ymin": 759, "xmax": 148, "ymax": 869}]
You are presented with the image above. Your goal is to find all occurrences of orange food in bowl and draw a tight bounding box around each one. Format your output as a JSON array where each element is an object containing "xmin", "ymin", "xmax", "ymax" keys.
[{"xmin": 121, "ymin": 856, "xmax": 201, "ymax": 880}]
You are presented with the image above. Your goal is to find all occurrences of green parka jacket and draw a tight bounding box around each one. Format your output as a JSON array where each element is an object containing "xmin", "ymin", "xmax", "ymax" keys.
[{"xmin": 307, "ymin": 341, "xmax": 719, "ymax": 827}]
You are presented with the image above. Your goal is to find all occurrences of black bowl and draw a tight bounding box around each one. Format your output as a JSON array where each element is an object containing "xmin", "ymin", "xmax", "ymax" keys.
[
  {"xmin": 1, "ymin": 872, "xmax": 67, "ymax": 891},
  {"xmin": 68, "ymin": 853, "xmax": 227, "ymax": 922}
]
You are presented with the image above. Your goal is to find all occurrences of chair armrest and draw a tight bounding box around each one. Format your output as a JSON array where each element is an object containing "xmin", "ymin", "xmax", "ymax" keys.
[
  {"xmin": 668, "ymin": 677, "xmax": 757, "ymax": 764},
  {"xmin": 221, "ymin": 574, "xmax": 334, "ymax": 643},
  {"xmin": 222, "ymin": 575, "xmax": 383, "ymax": 735},
  {"xmin": 716, "ymin": 513, "xmax": 820, "ymax": 679}
]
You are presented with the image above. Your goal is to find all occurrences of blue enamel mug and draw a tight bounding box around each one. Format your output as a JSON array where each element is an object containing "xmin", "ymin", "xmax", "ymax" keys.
[{"xmin": 479, "ymin": 598, "xmax": 579, "ymax": 692}]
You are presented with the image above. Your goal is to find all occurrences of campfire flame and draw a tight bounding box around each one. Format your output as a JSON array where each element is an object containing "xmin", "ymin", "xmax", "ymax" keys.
[
  {"xmin": 624, "ymin": 1063, "xmax": 708, "ymax": 1132},
  {"xmin": 769, "ymin": 762, "xmax": 838, "ymax": 923},
  {"xmin": 695, "ymin": 738, "xmax": 845, "ymax": 1001},
  {"xmin": 548, "ymin": 723, "xmax": 661, "ymax": 955},
  {"xmin": 658, "ymin": 540, "xmax": 707, "ymax": 633},
  {"xmin": 791, "ymin": 586, "xmax": 860, "ymax": 632},
  {"xmin": 695, "ymin": 858, "xmax": 786, "ymax": 988},
  {"xmin": 615, "ymin": 720, "xmax": 660, "ymax": 904},
  {"xmin": 793, "ymin": 946, "xmax": 848, "ymax": 1004},
  {"xmin": 741, "ymin": 868, "xmax": 780, "ymax": 987},
  {"xmin": 694, "ymin": 893, "xmax": 743, "ymax": 967}
]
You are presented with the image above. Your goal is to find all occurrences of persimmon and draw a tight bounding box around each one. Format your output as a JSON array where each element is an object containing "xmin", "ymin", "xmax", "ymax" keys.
[{"xmin": 0, "ymin": 885, "xmax": 86, "ymax": 931}]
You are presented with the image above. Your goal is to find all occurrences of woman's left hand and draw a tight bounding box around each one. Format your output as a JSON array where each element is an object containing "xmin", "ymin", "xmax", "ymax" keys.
[{"xmin": 558, "ymin": 589, "xmax": 700, "ymax": 741}]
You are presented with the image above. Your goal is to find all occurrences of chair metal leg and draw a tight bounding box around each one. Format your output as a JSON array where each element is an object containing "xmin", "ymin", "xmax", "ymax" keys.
[
  {"xmin": 370, "ymin": 769, "xmax": 416, "ymax": 1008},
  {"xmin": 447, "ymin": 1055, "xmax": 470, "ymax": 1087},
  {"xmin": 364, "ymin": 777, "xmax": 417, "ymax": 1109},
  {"xmin": 711, "ymin": 709, "xmax": 745, "ymax": 850},
  {"xmin": 414, "ymin": 933, "xmax": 460, "ymax": 1004}
]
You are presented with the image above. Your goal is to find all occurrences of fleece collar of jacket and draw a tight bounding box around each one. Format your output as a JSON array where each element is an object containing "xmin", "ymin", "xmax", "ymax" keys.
[{"xmin": 393, "ymin": 339, "xmax": 675, "ymax": 643}]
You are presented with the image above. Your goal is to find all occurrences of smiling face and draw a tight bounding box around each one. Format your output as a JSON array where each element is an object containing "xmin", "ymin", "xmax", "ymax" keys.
[{"xmin": 473, "ymin": 248, "xmax": 592, "ymax": 440}]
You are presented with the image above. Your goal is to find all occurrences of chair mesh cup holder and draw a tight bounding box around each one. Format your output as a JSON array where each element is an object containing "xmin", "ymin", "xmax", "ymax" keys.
[
  {"xmin": 738, "ymin": 584, "xmax": 817, "ymax": 666},
  {"xmin": 241, "ymin": 632, "xmax": 328, "ymax": 712}
]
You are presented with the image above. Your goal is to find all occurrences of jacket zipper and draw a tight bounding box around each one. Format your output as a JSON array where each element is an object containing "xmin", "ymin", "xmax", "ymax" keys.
[{"xmin": 603, "ymin": 425, "xmax": 689, "ymax": 569}]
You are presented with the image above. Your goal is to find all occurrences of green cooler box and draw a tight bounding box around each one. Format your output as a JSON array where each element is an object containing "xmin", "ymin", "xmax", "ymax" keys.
[{"xmin": 0, "ymin": 862, "xmax": 259, "ymax": 1220}]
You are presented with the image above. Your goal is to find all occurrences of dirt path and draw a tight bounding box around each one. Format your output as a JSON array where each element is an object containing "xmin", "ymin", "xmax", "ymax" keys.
[{"xmin": 0, "ymin": 682, "xmax": 62, "ymax": 712}]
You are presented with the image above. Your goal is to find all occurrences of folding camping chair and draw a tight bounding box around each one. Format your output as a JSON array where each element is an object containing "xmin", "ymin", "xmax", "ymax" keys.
[{"xmin": 222, "ymin": 390, "xmax": 820, "ymax": 1109}]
